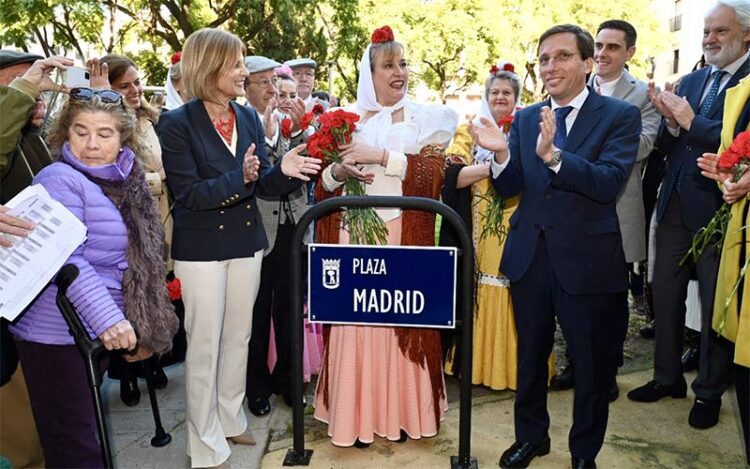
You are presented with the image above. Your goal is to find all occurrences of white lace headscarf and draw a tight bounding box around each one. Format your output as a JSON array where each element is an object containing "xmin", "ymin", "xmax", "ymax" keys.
[
  {"xmin": 164, "ymin": 59, "xmax": 185, "ymax": 111},
  {"xmin": 472, "ymin": 61, "xmax": 520, "ymax": 164},
  {"xmin": 355, "ymin": 41, "xmax": 410, "ymax": 149}
]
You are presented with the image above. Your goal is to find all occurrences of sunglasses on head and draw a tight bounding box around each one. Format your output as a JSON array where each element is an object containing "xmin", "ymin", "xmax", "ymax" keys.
[{"xmin": 69, "ymin": 87, "xmax": 123, "ymax": 104}]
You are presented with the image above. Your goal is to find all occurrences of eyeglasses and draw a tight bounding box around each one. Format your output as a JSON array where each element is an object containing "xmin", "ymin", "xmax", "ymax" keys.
[
  {"xmin": 538, "ymin": 52, "xmax": 579, "ymax": 67},
  {"xmin": 69, "ymin": 87, "xmax": 123, "ymax": 104},
  {"xmin": 293, "ymin": 70, "xmax": 315, "ymax": 79},
  {"xmin": 245, "ymin": 79, "xmax": 276, "ymax": 89}
]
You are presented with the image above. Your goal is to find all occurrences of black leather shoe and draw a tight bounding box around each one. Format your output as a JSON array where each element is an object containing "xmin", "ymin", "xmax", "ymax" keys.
[
  {"xmin": 627, "ymin": 379, "xmax": 687, "ymax": 402},
  {"xmin": 571, "ymin": 457, "xmax": 597, "ymax": 468},
  {"xmin": 688, "ymin": 399, "xmax": 721, "ymax": 429},
  {"xmin": 248, "ymin": 397, "xmax": 271, "ymax": 417},
  {"xmin": 608, "ymin": 380, "xmax": 620, "ymax": 402},
  {"xmin": 120, "ymin": 376, "xmax": 140, "ymax": 407},
  {"xmin": 499, "ymin": 436, "xmax": 551, "ymax": 468},
  {"xmin": 395, "ymin": 429, "xmax": 408, "ymax": 443},
  {"xmin": 152, "ymin": 365, "xmax": 168, "ymax": 390},
  {"xmin": 639, "ymin": 322, "xmax": 655, "ymax": 339},
  {"xmin": 550, "ymin": 363, "xmax": 575, "ymax": 391},
  {"xmin": 681, "ymin": 347, "xmax": 700, "ymax": 373}
]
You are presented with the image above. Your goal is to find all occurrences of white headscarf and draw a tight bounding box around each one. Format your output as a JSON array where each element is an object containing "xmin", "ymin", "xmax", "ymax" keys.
[
  {"xmin": 355, "ymin": 43, "xmax": 410, "ymax": 149},
  {"xmin": 164, "ymin": 66, "xmax": 184, "ymax": 111},
  {"xmin": 471, "ymin": 61, "xmax": 518, "ymax": 164}
]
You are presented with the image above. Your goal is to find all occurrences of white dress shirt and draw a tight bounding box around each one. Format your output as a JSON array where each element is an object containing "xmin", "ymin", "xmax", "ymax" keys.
[{"xmin": 491, "ymin": 86, "xmax": 590, "ymax": 177}]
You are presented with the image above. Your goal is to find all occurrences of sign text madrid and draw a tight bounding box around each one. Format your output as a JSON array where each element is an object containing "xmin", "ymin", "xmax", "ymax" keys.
[{"xmin": 308, "ymin": 244, "xmax": 457, "ymax": 328}]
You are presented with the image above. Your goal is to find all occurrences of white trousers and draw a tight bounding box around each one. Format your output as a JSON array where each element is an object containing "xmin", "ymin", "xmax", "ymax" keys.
[{"xmin": 175, "ymin": 252, "xmax": 263, "ymax": 467}]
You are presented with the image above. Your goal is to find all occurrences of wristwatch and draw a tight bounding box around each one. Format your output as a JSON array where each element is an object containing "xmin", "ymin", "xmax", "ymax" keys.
[{"xmin": 544, "ymin": 147, "xmax": 562, "ymax": 168}]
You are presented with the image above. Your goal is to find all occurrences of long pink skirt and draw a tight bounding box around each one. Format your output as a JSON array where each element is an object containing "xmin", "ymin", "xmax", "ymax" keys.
[{"xmin": 312, "ymin": 216, "xmax": 447, "ymax": 446}]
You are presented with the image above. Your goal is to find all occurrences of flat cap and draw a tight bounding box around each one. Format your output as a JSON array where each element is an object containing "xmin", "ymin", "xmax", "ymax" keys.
[
  {"xmin": 0, "ymin": 50, "xmax": 44, "ymax": 70},
  {"xmin": 284, "ymin": 58, "xmax": 317, "ymax": 69},
  {"xmin": 245, "ymin": 56, "xmax": 281, "ymax": 74}
]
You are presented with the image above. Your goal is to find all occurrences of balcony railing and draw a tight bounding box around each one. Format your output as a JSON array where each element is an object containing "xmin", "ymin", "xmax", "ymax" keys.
[{"xmin": 670, "ymin": 15, "xmax": 682, "ymax": 32}]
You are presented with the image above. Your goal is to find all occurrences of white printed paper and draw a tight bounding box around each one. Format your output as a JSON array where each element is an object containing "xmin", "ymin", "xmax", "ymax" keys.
[{"xmin": 0, "ymin": 184, "xmax": 87, "ymax": 320}]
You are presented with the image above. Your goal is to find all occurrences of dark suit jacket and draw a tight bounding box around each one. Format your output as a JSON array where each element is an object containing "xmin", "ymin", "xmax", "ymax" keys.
[
  {"xmin": 159, "ymin": 99, "xmax": 300, "ymax": 261},
  {"xmin": 492, "ymin": 88, "xmax": 641, "ymax": 295},
  {"xmin": 655, "ymin": 58, "xmax": 750, "ymax": 232}
]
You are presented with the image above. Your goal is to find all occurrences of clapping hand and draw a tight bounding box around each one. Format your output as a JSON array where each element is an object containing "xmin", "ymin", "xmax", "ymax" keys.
[
  {"xmin": 263, "ymin": 98, "xmax": 278, "ymax": 138},
  {"xmin": 468, "ymin": 117, "xmax": 508, "ymax": 163},
  {"xmin": 660, "ymin": 92, "xmax": 694, "ymax": 131},
  {"xmin": 536, "ymin": 107, "xmax": 556, "ymax": 163},
  {"xmin": 243, "ymin": 144, "xmax": 260, "ymax": 184},
  {"xmin": 281, "ymin": 144, "xmax": 322, "ymax": 181},
  {"xmin": 648, "ymin": 81, "xmax": 678, "ymax": 127},
  {"xmin": 85, "ymin": 58, "xmax": 110, "ymax": 90},
  {"xmin": 288, "ymin": 97, "xmax": 307, "ymax": 133}
]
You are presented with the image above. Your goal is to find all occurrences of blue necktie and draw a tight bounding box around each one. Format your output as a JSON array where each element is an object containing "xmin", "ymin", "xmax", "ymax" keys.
[
  {"xmin": 699, "ymin": 70, "xmax": 726, "ymax": 117},
  {"xmin": 553, "ymin": 106, "xmax": 574, "ymax": 149}
]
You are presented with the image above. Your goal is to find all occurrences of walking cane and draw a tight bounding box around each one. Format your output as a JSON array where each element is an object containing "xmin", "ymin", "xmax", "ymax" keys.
[
  {"xmin": 55, "ymin": 264, "xmax": 114, "ymax": 469},
  {"xmin": 141, "ymin": 356, "xmax": 171, "ymax": 447}
]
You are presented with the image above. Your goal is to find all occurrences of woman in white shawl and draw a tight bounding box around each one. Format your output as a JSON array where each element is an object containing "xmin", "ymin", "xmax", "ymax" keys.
[{"xmin": 313, "ymin": 25, "xmax": 457, "ymax": 448}]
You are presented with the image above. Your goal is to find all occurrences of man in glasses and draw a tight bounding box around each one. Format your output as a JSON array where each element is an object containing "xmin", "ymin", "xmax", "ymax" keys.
[
  {"xmin": 284, "ymin": 58, "xmax": 316, "ymax": 110},
  {"xmin": 245, "ymin": 56, "xmax": 282, "ymax": 150},
  {"xmin": 470, "ymin": 24, "xmax": 640, "ymax": 468},
  {"xmin": 0, "ymin": 50, "xmax": 74, "ymax": 468}
]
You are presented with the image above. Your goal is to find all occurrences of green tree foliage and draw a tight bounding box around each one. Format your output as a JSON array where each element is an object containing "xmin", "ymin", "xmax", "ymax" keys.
[{"xmin": 1, "ymin": 0, "xmax": 667, "ymax": 103}]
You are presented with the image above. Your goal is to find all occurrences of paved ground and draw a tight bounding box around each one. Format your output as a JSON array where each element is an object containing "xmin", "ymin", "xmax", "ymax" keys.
[{"xmin": 106, "ymin": 363, "xmax": 747, "ymax": 469}]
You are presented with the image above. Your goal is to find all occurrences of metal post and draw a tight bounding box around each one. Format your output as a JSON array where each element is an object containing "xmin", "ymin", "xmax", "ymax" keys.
[{"xmin": 284, "ymin": 196, "xmax": 475, "ymax": 468}]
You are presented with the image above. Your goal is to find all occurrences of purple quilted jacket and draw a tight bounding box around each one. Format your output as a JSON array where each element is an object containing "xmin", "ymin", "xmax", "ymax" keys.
[{"xmin": 10, "ymin": 145, "xmax": 132, "ymax": 345}]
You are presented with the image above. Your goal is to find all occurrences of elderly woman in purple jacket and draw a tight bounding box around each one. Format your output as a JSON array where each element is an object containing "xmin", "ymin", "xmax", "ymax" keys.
[{"xmin": 9, "ymin": 88, "xmax": 177, "ymax": 468}]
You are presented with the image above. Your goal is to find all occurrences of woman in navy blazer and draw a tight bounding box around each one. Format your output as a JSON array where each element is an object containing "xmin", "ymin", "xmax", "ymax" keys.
[{"xmin": 158, "ymin": 28, "xmax": 320, "ymax": 468}]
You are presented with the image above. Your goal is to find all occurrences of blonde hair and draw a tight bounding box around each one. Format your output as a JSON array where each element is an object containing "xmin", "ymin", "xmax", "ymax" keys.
[
  {"xmin": 181, "ymin": 28, "xmax": 246, "ymax": 103},
  {"xmin": 369, "ymin": 41, "xmax": 405, "ymax": 71},
  {"xmin": 46, "ymin": 96, "xmax": 142, "ymax": 157}
]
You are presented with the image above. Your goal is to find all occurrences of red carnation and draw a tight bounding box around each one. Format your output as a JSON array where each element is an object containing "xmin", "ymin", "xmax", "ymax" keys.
[
  {"xmin": 171, "ymin": 52, "xmax": 182, "ymax": 65},
  {"xmin": 503, "ymin": 63, "xmax": 515, "ymax": 73},
  {"xmin": 371, "ymin": 25, "xmax": 394, "ymax": 44},
  {"xmin": 498, "ymin": 114, "xmax": 514, "ymax": 132},
  {"xmin": 300, "ymin": 111, "xmax": 315, "ymax": 130},
  {"xmin": 281, "ymin": 117, "xmax": 293, "ymax": 139},
  {"xmin": 313, "ymin": 103, "xmax": 325, "ymax": 115},
  {"xmin": 490, "ymin": 65, "xmax": 499, "ymax": 74}
]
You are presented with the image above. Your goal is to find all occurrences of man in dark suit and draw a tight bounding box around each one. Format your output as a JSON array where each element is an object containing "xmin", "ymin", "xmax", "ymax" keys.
[
  {"xmin": 471, "ymin": 24, "xmax": 640, "ymax": 468},
  {"xmin": 628, "ymin": 1, "xmax": 750, "ymax": 431}
]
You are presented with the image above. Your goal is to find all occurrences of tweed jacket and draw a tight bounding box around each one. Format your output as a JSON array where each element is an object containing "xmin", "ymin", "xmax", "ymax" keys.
[{"xmin": 256, "ymin": 111, "xmax": 309, "ymax": 254}]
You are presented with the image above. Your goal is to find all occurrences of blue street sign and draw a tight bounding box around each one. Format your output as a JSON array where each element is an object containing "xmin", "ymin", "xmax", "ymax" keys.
[{"xmin": 308, "ymin": 243, "xmax": 457, "ymax": 328}]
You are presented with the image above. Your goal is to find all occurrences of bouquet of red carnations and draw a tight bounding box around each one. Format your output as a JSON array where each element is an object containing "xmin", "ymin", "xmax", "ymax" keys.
[
  {"xmin": 683, "ymin": 130, "xmax": 750, "ymax": 332},
  {"xmin": 304, "ymin": 108, "xmax": 389, "ymax": 245}
]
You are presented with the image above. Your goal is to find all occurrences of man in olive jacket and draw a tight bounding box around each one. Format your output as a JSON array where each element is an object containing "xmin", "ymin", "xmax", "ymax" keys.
[{"xmin": 0, "ymin": 51, "xmax": 73, "ymax": 468}]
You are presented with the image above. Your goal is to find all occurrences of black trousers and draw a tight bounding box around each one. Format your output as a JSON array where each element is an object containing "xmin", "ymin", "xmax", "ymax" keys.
[
  {"xmin": 511, "ymin": 237, "xmax": 627, "ymax": 460},
  {"xmin": 246, "ymin": 223, "xmax": 295, "ymax": 400},
  {"xmin": 652, "ymin": 193, "xmax": 731, "ymax": 400}
]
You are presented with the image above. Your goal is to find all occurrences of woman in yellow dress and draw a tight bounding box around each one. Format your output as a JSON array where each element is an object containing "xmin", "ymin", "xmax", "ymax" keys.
[
  {"xmin": 697, "ymin": 75, "xmax": 750, "ymax": 464},
  {"xmin": 443, "ymin": 62, "xmax": 549, "ymax": 390}
]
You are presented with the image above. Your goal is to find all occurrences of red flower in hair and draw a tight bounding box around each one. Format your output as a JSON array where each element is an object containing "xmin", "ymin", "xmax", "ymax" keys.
[
  {"xmin": 371, "ymin": 25, "xmax": 394, "ymax": 44},
  {"xmin": 503, "ymin": 63, "xmax": 515, "ymax": 73},
  {"xmin": 312, "ymin": 103, "xmax": 325, "ymax": 115},
  {"xmin": 171, "ymin": 52, "xmax": 182, "ymax": 65},
  {"xmin": 490, "ymin": 65, "xmax": 499, "ymax": 74},
  {"xmin": 281, "ymin": 117, "xmax": 293, "ymax": 139}
]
